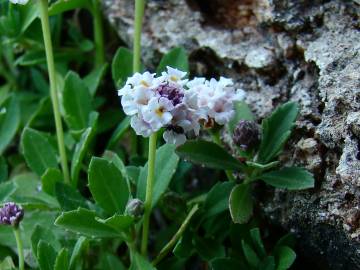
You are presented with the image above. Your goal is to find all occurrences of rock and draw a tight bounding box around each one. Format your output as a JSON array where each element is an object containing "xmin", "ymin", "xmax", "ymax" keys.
[
  {"xmin": 245, "ymin": 46, "xmax": 277, "ymax": 70},
  {"xmin": 103, "ymin": 0, "xmax": 360, "ymax": 268}
]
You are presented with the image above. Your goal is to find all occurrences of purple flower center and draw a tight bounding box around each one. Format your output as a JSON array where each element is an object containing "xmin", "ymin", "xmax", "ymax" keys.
[
  {"xmin": 0, "ymin": 202, "xmax": 24, "ymax": 227},
  {"xmin": 156, "ymin": 84, "xmax": 184, "ymax": 106},
  {"xmin": 166, "ymin": 124, "xmax": 184, "ymax": 134}
]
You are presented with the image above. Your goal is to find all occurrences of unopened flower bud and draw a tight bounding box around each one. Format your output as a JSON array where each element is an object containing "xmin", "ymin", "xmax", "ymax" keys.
[
  {"xmin": 233, "ymin": 120, "xmax": 260, "ymax": 150},
  {"xmin": 160, "ymin": 192, "xmax": 187, "ymax": 221},
  {"xmin": 125, "ymin": 199, "xmax": 144, "ymax": 219},
  {"xmin": 0, "ymin": 202, "xmax": 24, "ymax": 227}
]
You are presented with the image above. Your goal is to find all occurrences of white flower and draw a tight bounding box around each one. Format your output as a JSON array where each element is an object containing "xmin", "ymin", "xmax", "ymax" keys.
[
  {"xmin": 126, "ymin": 72, "xmax": 158, "ymax": 90},
  {"xmin": 9, "ymin": 0, "xmax": 29, "ymax": 4},
  {"xmin": 119, "ymin": 86, "xmax": 156, "ymax": 116},
  {"xmin": 209, "ymin": 99, "xmax": 235, "ymax": 125},
  {"xmin": 163, "ymin": 130, "xmax": 187, "ymax": 146},
  {"xmin": 160, "ymin": 66, "xmax": 188, "ymax": 86},
  {"xmin": 130, "ymin": 114, "xmax": 154, "ymax": 137},
  {"xmin": 142, "ymin": 97, "xmax": 174, "ymax": 131}
]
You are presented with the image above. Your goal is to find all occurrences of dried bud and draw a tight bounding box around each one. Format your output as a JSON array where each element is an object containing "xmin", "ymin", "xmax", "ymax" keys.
[
  {"xmin": 233, "ymin": 120, "xmax": 260, "ymax": 150},
  {"xmin": 0, "ymin": 202, "xmax": 24, "ymax": 227},
  {"xmin": 125, "ymin": 199, "xmax": 144, "ymax": 220}
]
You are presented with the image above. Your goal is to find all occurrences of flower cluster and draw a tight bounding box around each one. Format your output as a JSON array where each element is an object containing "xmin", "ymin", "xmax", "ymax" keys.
[
  {"xmin": 118, "ymin": 67, "xmax": 245, "ymax": 145},
  {"xmin": 0, "ymin": 202, "xmax": 24, "ymax": 227},
  {"xmin": 9, "ymin": 0, "xmax": 29, "ymax": 4}
]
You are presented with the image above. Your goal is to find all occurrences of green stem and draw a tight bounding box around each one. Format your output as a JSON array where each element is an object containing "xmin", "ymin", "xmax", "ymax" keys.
[
  {"xmin": 39, "ymin": 0, "xmax": 70, "ymax": 184},
  {"xmin": 210, "ymin": 131, "xmax": 236, "ymax": 181},
  {"xmin": 152, "ymin": 204, "xmax": 199, "ymax": 266},
  {"xmin": 92, "ymin": 0, "xmax": 105, "ymax": 67},
  {"xmin": 141, "ymin": 132, "xmax": 157, "ymax": 256},
  {"xmin": 13, "ymin": 228, "xmax": 24, "ymax": 270},
  {"xmin": 133, "ymin": 0, "xmax": 146, "ymax": 73}
]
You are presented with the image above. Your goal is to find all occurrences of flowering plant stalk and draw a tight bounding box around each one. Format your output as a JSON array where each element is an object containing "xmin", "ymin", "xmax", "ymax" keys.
[
  {"xmin": 0, "ymin": 203, "xmax": 24, "ymax": 270},
  {"xmin": 38, "ymin": 0, "xmax": 70, "ymax": 184}
]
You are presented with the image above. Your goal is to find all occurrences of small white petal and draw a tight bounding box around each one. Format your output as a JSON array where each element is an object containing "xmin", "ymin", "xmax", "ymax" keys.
[{"xmin": 163, "ymin": 130, "xmax": 187, "ymax": 146}]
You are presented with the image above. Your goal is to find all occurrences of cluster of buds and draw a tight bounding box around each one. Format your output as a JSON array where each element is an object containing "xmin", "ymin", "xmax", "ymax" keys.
[
  {"xmin": 233, "ymin": 120, "xmax": 260, "ymax": 150},
  {"xmin": 0, "ymin": 202, "xmax": 24, "ymax": 228},
  {"xmin": 118, "ymin": 67, "xmax": 245, "ymax": 145}
]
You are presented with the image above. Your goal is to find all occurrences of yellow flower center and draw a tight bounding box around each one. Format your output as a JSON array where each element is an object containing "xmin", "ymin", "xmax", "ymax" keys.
[
  {"xmin": 140, "ymin": 80, "xmax": 150, "ymax": 87},
  {"xmin": 170, "ymin": 76, "xmax": 179, "ymax": 82},
  {"xmin": 155, "ymin": 107, "xmax": 165, "ymax": 117}
]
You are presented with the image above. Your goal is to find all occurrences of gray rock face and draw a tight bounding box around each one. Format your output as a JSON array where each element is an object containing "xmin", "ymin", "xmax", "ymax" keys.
[{"xmin": 103, "ymin": 0, "xmax": 360, "ymax": 268}]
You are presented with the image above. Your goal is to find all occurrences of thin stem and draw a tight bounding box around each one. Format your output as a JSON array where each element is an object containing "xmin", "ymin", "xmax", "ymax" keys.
[
  {"xmin": 152, "ymin": 204, "xmax": 199, "ymax": 266},
  {"xmin": 39, "ymin": 0, "xmax": 70, "ymax": 184},
  {"xmin": 13, "ymin": 228, "xmax": 24, "ymax": 270},
  {"xmin": 141, "ymin": 132, "xmax": 157, "ymax": 256},
  {"xmin": 92, "ymin": 0, "xmax": 105, "ymax": 67},
  {"xmin": 133, "ymin": 0, "xmax": 146, "ymax": 73},
  {"xmin": 210, "ymin": 131, "xmax": 236, "ymax": 181}
]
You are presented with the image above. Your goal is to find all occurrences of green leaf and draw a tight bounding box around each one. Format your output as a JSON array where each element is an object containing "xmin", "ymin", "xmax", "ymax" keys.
[
  {"xmin": 210, "ymin": 258, "xmax": 247, "ymax": 270},
  {"xmin": 55, "ymin": 208, "xmax": 121, "ymax": 238},
  {"xmin": 31, "ymin": 225, "xmax": 61, "ymax": 258},
  {"xmin": 63, "ymin": 71, "xmax": 92, "ymax": 131},
  {"xmin": 55, "ymin": 182, "xmax": 89, "ymax": 211},
  {"xmin": 112, "ymin": 47, "xmax": 138, "ymax": 88},
  {"xmin": 259, "ymin": 256, "xmax": 276, "ymax": 270},
  {"xmin": 176, "ymin": 140, "xmax": 243, "ymax": 171},
  {"xmin": 0, "ymin": 182, "xmax": 16, "ymax": 202},
  {"xmin": 259, "ymin": 167, "xmax": 314, "ymax": 190},
  {"xmin": 103, "ymin": 151, "xmax": 129, "ymax": 182},
  {"xmin": 241, "ymin": 240, "xmax": 260, "ymax": 268},
  {"xmin": 137, "ymin": 144, "xmax": 179, "ymax": 208},
  {"xmin": 54, "ymin": 248, "xmax": 69, "ymax": 270},
  {"xmin": 48, "ymin": 0, "xmax": 90, "ymax": 16},
  {"xmin": 37, "ymin": 241, "xmax": 57, "ymax": 270},
  {"xmin": 227, "ymin": 101, "xmax": 255, "ymax": 133},
  {"xmin": 88, "ymin": 157, "xmax": 130, "ymax": 214},
  {"xmin": 99, "ymin": 253, "xmax": 126, "ymax": 270},
  {"xmin": 69, "ymin": 236, "xmax": 88, "ymax": 270},
  {"xmin": 173, "ymin": 232, "xmax": 194, "ymax": 259},
  {"xmin": 21, "ymin": 128, "xmax": 58, "ymax": 176},
  {"xmin": 204, "ymin": 182, "xmax": 235, "ymax": 218},
  {"xmin": 71, "ymin": 127, "xmax": 96, "ymax": 186},
  {"xmin": 229, "ymin": 183, "xmax": 253, "ymax": 224},
  {"xmin": 0, "ymin": 256, "xmax": 15, "ymax": 270},
  {"xmin": 84, "ymin": 64, "xmax": 108, "ymax": 96},
  {"xmin": 19, "ymin": 1, "xmax": 39, "ymax": 33},
  {"xmin": 129, "ymin": 252, "xmax": 157, "ymax": 270},
  {"xmin": 0, "ymin": 95, "xmax": 20, "ymax": 154},
  {"xmin": 95, "ymin": 214, "xmax": 134, "ymax": 233},
  {"xmin": 0, "ymin": 156, "xmax": 8, "ymax": 183},
  {"xmin": 276, "ymin": 246, "xmax": 296, "ymax": 270},
  {"xmin": 106, "ymin": 116, "xmax": 131, "ymax": 149},
  {"xmin": 274, "ymin": 234, "xmax": 296, "ymax": 251},
  {"xmin": 156, "ymin": 47, "xmax": 189, "ymax": 74},
  {"xmin": 250, "ymin": 228, "xmax": 266, "ymax": 258},
  {"xmin": 193, "ymin": 236, "xmax": 225, "ymax": 261},
  {"xmin": 41, "ymin": 168, "xmax": 62, "ymax": 196},
  {"xmin": 257, "ymin": 102, "xmax": 299, "ymax": 163},
  {"xmin": 9, "ymin": 173, "xmax": 59, "ymax": 209}
]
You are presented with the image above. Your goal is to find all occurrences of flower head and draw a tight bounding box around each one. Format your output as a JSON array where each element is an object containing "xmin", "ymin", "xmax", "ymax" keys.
[
  {"xmin": 118, "ymin": 66, "xmax": 246, "ymax": 145},
  {"xmin": 9, "ymin": 0, "xmax": 29, "ymax": 4},
  {"xmin": 0, "ymin": 202, "xmax": 24, "ymax": 227}
]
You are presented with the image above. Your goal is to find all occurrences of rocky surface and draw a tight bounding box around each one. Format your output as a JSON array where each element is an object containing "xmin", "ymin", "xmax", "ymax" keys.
[{"xmin": 103, "ymin": 0, "xmax": 360, "ymax": 269}]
